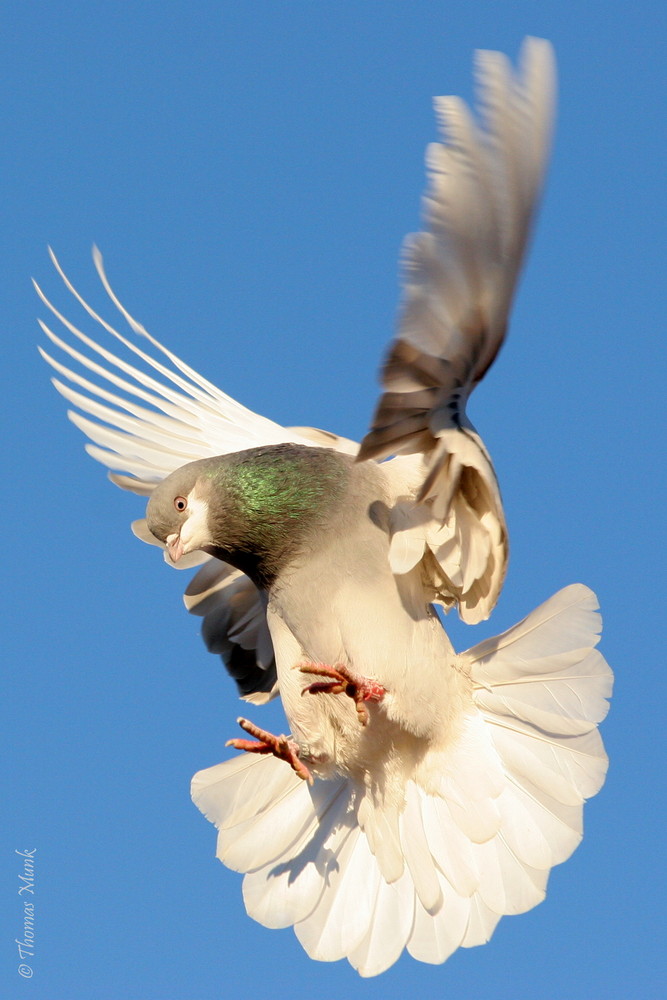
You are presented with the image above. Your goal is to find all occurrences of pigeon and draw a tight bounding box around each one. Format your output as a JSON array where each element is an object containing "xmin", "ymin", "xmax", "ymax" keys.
[{"xmin": 39, "ymin": 37, "xmax": 612, "ymax": 977}]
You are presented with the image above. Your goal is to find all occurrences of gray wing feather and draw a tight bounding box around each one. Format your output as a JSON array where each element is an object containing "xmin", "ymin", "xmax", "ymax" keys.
[
  {"xmin": 359, "ymin": 39, "xmax": 555, "ymax": 464},
  {"xmin": 360, "ymin": 39, "xmax": 556, "ymax": 623},
  {"xmin": 184, "ymin": 560, "xmax": 278, "ymax": 704}
]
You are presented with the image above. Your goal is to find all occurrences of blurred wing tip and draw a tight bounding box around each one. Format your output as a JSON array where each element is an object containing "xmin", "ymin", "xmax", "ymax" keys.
[
  {"xmin": 475, "ymin": 35, "xmax": 555, "ymax": 69},
  {"xmin": 519, "ymin": 35, "xmax": 556, "ymax": 62}
]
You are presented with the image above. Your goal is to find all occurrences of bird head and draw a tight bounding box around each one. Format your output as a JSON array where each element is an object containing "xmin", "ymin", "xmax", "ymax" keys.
[
  {"xmin": 146, "ymin": 461, "xmax": 214, "ymax": 564},
  {"xmin": 144, "ymin": 445, "xmax": 350, "ymax": 585}
]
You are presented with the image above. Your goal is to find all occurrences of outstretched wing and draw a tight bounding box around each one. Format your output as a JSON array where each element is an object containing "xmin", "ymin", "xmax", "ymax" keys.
[
  {"xmin": 37, "ymin": 247, "xmax": 352, "ymax": 495},
  {"xmin": 37, "ymin": 248, "xmax": 355, "ymax": 699},
  {"xmin": 360, "ymin": 37, "xmax": 556, "ymax": 623}
]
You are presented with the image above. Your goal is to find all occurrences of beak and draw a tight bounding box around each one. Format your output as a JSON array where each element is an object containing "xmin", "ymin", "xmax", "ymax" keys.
[{"xmin": 166, "ymin": 532, "xmax": 186, "ymax": 563}]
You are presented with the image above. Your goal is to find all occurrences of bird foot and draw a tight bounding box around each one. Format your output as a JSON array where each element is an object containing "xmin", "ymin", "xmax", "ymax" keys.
[
  {"xmin": 299, "ymin": 662, "xmax": 385, "ymax": 726},
  {"xmin": 226, "ymin": 717, "xmax": 313, "ymax": 784}
]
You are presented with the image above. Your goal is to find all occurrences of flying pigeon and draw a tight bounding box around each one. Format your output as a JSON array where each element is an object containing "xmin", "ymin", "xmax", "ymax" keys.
[{"xmin": 39, "ymin": 37, "xmax": 612, "ymax": 977}]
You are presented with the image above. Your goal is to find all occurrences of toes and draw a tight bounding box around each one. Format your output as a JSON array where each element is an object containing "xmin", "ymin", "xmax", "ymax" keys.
[
  {"xmin": 227, "ymin": 719, "xmax": 313, "ymax": 784},
  {"xmin": 301, "ymin": 680, "xmax": 345, "ymax": 697},
  {"xmin": 225, "ymin": 737, "xmax": 271, "ymax": 754},
  {"xmin": 298, "ymin": 662, "xmax": 385, "ymax": 726}
]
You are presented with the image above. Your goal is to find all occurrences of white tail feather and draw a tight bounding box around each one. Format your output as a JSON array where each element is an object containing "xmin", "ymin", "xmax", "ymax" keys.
[{"xmin": 191, "ymin": 584, "xmax": 612, "ymax": 975}]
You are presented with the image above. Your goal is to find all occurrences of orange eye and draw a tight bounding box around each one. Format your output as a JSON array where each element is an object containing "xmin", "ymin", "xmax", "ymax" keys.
[{"xmin": 174, "ymin": 496, "xmax": 188, "ymax": 512}]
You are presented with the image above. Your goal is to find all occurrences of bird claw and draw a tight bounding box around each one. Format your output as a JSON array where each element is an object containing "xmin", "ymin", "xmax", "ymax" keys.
[
  {"xmin": 299, "ymin": 662, "xmax": 385, "ymax": 726},
  {"xmin": 226, "ymin": 717, "xmax": 313, "ymax": 784}
]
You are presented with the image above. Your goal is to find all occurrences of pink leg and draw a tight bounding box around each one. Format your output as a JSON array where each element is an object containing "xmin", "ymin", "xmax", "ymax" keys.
[
  {"xmin": 299, "ymin": 662, "xmax": 385, "ymax": 726},
  {"xmin": 226, "ymin": 717, "xmax": 313, "ymax": 784}
]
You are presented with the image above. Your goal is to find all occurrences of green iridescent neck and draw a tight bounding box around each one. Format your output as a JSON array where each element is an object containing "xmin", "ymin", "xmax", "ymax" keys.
[
  {"xmin": 201, "ymin": 444, "xmax": 350, "ymax": 586},
  {"xmin": 236, "ymin": 444, "xmax": 346, "ymax": 514}
]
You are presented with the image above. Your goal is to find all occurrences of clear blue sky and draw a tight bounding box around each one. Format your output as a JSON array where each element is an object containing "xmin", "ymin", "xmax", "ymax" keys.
[{"xmin": 3, "ymin": 3, "xmax": 665, "ymax": 998}]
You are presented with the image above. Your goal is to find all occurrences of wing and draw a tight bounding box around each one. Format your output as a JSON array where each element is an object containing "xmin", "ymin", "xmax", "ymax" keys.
[
  {"xmin": 184, "ymin": 561, "xmax": 278, "ymax": 704},
  {"xmin": 359, "ymin": 38, "xmax": 556, "ymax": 623},
  {"xmin": 37, "ymin": 247, "xmax": 355, "ymax": 697},
  {"xmin": 37, "ymin": 246, "xmax": 353, "ymax": 494}
]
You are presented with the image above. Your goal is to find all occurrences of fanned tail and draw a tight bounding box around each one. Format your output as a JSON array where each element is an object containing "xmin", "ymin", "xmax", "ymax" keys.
[{"xmin": 192, "ymin": 584, "xmax": 612, "ymax": 976}]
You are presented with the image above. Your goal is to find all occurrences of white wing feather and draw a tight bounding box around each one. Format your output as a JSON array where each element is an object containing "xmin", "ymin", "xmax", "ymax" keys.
[
  {"xmin": 37, "ymin": 249, "xmax": 352, "ymax": 697},
  {"xmin": 37, "ymin": 247, "xmax": 328, "ymax": 495}
]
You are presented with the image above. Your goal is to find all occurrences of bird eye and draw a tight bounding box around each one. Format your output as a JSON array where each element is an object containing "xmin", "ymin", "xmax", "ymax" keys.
[{"xmin": 174, "ymin": 496, "xmax": 188, "ymax": 512}]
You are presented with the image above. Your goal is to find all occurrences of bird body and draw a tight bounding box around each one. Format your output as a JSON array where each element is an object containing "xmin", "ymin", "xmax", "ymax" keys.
[
  {"xmin": 39, "ymin": 37, "xmax": 613, "ymax": 975},
  {"xmin": 146, "ymin": 446, "xmax": 611, "ymax": 976},
  {"xmin": 147, "ymin": 444, "xmax": 464, "ymax": 772}
]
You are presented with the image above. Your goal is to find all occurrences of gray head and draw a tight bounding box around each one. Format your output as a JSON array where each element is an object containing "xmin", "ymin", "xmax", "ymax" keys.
[
  {"xmin": 146, "ymin": 457, "xmax": 220, "ymax": 564},
  {"xmin": 146, "ymin": 444, "xmax": 351, "ymax": 587}
]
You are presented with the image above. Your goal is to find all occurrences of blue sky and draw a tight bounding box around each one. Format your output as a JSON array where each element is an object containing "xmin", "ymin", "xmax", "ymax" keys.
[{"xmin": 2, "ymin": 3, "xmax": 665, "ymax": 998}]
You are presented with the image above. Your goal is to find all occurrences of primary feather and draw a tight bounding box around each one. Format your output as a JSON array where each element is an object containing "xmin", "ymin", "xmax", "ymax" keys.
[{"xmin": 40, "ymin": 37, "xmax": 612, "ymax": 976}]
